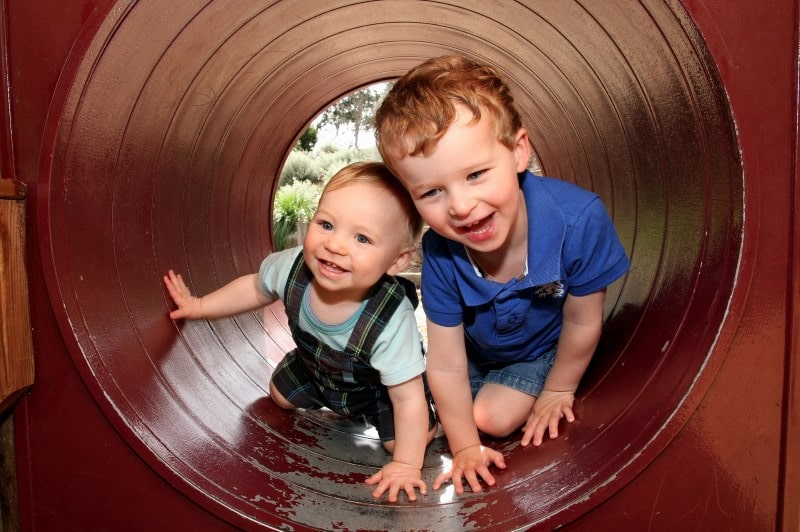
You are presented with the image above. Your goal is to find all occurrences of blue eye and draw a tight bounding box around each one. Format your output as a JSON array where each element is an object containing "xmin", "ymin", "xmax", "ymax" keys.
[
  {"xmin": 356, "ymin": 234, "xmax": 371, "ymax": 244},
  {"xmin": 320, "ymin": 221, "xmax": 333, "ymax": 231},
  {"xmin": 421, "ymin": 189, "xmax": 439, "ymax": 199},
  {"xmin": 467, "ymin": 170, "xmax": 485, "ymax": 180}
]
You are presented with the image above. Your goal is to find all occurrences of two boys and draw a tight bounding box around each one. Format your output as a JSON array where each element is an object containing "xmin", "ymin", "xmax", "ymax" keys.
[{"xmin": 166, "ymin": 55, "xmax": 629, "ymax": 501}]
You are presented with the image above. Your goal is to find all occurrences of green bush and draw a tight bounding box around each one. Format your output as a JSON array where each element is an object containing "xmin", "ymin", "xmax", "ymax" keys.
[
  {"xmin": 296, "ymin": 126, "xmax": 318, "ymax": 152},
  {"xmin": 316, "ymin": 148, "xmax": 381, "ymax": 184},
  {"xmin": 279, "ymin": 151, "xmax": 323, "ymax": 187},
  {"xmin": 318, "ymin": 142, "xmax": 339, "ymax": 154},
  {"xmin": 274, "ymin": 144, "xmax": 383, "ymax": 250},
  {"xmin": 273, "ymin": 181, "xmax": 321, "ymax": 250}
]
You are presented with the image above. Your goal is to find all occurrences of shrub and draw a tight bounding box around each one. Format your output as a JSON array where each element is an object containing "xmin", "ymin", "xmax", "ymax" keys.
[
  {"xmin": 279, "ymin": 151, "xmax": 323, "ymax": 187},
  {"xmin": 316, "ymin": 148, "xmax": 381, "ymax": 184},
  {"xmin": 273, "ymin": 181, "xmax": 321, "ymax": 250},
  {"xmin": 318, "ymin": 142, "xmax": 339, "ymax": 154}
]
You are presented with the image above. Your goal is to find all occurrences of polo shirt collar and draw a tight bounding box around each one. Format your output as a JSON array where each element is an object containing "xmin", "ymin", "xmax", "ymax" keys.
[{"xmin": 449, "ymin": 172, "xmax": 566, "ymax": 306}]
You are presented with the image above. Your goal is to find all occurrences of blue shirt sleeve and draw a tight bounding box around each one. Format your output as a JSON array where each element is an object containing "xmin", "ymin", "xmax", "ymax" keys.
[
  {"xmin": 419, "ymin": 232, "xmax": 464, "ymax": 327},
  {"xmin": 563, "ymin": 196, "xmax": 630, "ymax": 296}
]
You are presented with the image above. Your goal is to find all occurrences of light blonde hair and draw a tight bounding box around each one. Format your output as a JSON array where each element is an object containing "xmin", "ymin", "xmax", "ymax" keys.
[
  {"xmin": 375, "ymin": 55, "xmax": 523, "ymax": 169},
  {"xmin": 321, "ymin": 161, "xmax": 423, "ymax": 245}
]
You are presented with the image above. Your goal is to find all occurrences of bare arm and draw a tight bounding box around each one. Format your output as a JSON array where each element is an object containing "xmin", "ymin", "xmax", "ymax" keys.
[
  {"xmin": 522, "ymin": 289, "xmax": 605, "ymax": 446},
  {"xmin": 366, "ymin": 375, "xmax": 431, "ymax": 502},
  {"xmin": 426, "ymin": 321, "xmax": 505, "ymax": 493},
  {"xmin": 164, "ymin": 270, "xmax": 273, "ymax": 320}
]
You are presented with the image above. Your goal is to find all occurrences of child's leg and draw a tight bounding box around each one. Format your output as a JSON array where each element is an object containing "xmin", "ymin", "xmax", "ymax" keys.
[
  {"xmin": 473, "ymin": 384, "xmax": 536, "ymax": 437},
  {"xmin": 268, "ymin": 348, "xmax": 320, "ymax": 410},
  {"xmin": 469, "ymin": 347, "xmax": 558, "ymax": 437},
  {"xmin": 268, "ymin": 379, "xmax": 297, "ymax": 409}
]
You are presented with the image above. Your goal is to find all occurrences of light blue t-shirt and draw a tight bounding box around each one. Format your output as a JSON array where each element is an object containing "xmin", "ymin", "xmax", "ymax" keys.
[
  {"xmin": 421, "ymin": 172, "xmax": 630, "ymax": 363},
  {"xmin": 258, "ymin": 246, "xmax": 425, "ymax": 386}
]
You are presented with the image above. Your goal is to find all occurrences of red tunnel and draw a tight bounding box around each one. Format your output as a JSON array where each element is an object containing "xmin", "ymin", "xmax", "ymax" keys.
[{"xmin": 2, "ymin": 1, "xmax": 798, "ymax": 530}]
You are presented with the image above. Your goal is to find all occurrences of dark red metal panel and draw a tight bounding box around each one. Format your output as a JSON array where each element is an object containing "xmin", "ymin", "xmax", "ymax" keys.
[{"xmin": 4, "ymin": 0, "xmax": 797, "ymax": 530}]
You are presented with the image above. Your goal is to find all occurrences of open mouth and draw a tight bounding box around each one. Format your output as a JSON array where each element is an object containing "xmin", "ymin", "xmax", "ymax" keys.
[
  {"xmin": 458, "ymin": 214, "xmax": 494, "ymax": 240},
  {"xmin": 319, "ymin": 259, "xmax": 348, "ymax": 275}
]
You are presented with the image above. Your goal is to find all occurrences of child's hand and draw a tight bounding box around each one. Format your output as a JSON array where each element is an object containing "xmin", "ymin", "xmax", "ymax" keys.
[
  {"xmin": 163, "ymin": 270, "xmax": 201, "ymax": 320},
  {"xmin": 521, "ymin": 389, "xmax": 576, "ymax": 447},
  {"xmin": 365, "ymin": 460, "xmax": 427, "ymax": 502},
  {"xmin": 432, "ymin": 444, "xmax": 506, "ymax": 494}
]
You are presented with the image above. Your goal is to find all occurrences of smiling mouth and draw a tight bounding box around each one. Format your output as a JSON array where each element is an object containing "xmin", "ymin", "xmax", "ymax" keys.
[
  {"xmin": 319, "ymin": 259, "xmax": 348, "ymax": 275},
  {"xmin": 458, "ymin": 214, "xmax": 494, "ymax": 237}
]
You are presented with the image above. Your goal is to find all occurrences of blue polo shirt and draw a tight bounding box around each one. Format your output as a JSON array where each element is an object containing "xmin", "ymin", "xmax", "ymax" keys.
[{"xmin": 420, "ymin": 171, "xmax": 630, "ymax": 363}]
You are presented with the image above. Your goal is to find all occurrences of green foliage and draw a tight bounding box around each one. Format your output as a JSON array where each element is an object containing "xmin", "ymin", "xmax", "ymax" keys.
[
  {"xmin": 279, "ymin": 150, "xmax": 323, "ymax": 187},
  {"xmin": 273, "ymin": 83, "xmax": 389, "ymax": 250},
  {"xmin": 314, "ymin": 147, "xmax": 381, "ymax": 184},
  {"xmin": 272, "ymin": 181, "xmax": 321, "ymax": 250},
  {"xmin": 317, "ymin": 87, "xmax": 382, "ymax": 149},
  {"xmin": 296, "ymin": 126, "xmax": 318, "ymax": 152},
  {"xmin": 318, "ymin": 143, "xmax": 339, "ymax": 154}
]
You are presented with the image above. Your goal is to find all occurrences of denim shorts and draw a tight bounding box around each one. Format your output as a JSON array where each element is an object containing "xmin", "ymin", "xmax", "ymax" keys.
[{"xmin": 467, "ymin": 345, "xmax": 558, "ymax": 398}]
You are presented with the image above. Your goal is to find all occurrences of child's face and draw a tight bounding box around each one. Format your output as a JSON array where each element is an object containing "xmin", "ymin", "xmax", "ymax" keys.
[
  {"xmin": 392, "ymin": 106, "xmax": 531, "ymax": 255},
  {"xmin": 303, "ymin": 181, "xmax": 412, "ymax": 298}
]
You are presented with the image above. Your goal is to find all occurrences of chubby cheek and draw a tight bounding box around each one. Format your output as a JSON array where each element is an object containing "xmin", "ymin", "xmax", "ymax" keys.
[
  {"xmin": 301, "ymin": 241, "xmax": 317, "ymax": 267},
  {"xmin": 414, "ymin": 203, "xmax": 448, "ymax": 232}
]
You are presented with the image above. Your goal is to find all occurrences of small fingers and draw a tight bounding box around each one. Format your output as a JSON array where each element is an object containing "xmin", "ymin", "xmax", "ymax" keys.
[
  {"xmin": 432, "ymin": 470, "xmax": 452, "ymax": 490},
  {"xmin": 370, "ymin": 483, "xmax": 389, "ymax": 500},
  {"xmin": 520, "ymin": 418, "xmax": 537, "ymax": 447},
  {"xmin": 387, "ymin": 484, "xmax": 401, "ymax": 503},
  {"xmin": 533, "ymin": 417, "xmax": 548, "ymax": 446},
  {"xmin": 474, "ymin": 465, "xmax": 496, "ymax": 488},
  {"xmin": 398, "ymin": 479, "xmax": 427, "ymax": 502},
  {"xmin": 451, "ymin": 468, "xmax": 467, "ymax": 494},
  {"xmin": 489, "ymin": 451, "xmax": 507, "ymax": 470},
  {"xmin": 463, "ymin": 469, "xmax": 483, "ymax": 493},
  {"xmin": 368, "ymin": 476, "xmax": 391, "ymax": 500},
  {"xmin": 563, "ymin": 405, "xmax": 576, "ymax": 424}
]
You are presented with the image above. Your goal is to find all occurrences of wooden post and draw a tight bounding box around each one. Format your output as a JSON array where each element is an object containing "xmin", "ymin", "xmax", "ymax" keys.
[{"xmin": 0, "ymin": 178, "xmax": 34, "ymax": 414}]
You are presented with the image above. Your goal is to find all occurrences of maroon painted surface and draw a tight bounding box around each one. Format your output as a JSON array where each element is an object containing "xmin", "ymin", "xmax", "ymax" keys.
[{"xmin": 4, "ymin": 0, "xmax": 797, "ymax": 530}]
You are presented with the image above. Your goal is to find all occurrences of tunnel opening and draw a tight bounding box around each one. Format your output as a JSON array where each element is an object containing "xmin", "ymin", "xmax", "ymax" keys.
[{"xmin": 39, "ymin": 1, "xmax": 741, "ymax": 530}]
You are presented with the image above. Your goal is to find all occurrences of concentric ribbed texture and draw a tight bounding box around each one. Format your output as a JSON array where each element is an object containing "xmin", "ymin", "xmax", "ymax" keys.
[{"xmin": 40, "ymin": 1, "xmax": 741, "ymax": 529}]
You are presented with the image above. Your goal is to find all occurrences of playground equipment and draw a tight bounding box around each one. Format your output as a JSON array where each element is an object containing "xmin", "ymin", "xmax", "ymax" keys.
[{"xmin": 3, "ymin": 1, "xmax": 797, "ymax": 530}]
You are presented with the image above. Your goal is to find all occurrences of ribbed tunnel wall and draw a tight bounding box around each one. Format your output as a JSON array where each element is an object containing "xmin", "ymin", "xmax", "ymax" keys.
[{"xmin": 38, "ymin": 1, "xmax": 742, "ymax": 529}]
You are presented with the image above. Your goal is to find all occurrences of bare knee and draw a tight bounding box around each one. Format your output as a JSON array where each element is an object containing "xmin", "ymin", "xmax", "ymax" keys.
[
  {"xmin": 473, "ymin": 387, "xmax": 533, "ymax": 438},
  {"xmin": 474, "ymin": 404, "xmax": 520, "ymax": 437},
  {"xmin": 269, "ymin": 380, "xmax": 296, "ymax": 410}
]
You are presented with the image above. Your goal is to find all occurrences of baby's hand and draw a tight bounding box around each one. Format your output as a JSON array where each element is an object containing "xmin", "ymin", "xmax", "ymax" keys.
[
  {"xmin": 521, "ymin": 389, "xmax": 576, "ymax": 447},
  {"xmin": 365, "ymin": 460, "xmax": 427, "ymax": 503},
  {"xmin": 163, "ymin": 270, "xmax": 201, "ymax": 320},
  {"xmin": 433, "ymin": 444, "xmax": 506, "ymax": 494}
]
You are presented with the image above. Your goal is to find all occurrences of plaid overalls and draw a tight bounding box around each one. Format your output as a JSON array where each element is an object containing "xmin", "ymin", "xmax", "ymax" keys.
[{"xmin": 271, "ymin": 253, "xmax": 435, "ymax": 441}]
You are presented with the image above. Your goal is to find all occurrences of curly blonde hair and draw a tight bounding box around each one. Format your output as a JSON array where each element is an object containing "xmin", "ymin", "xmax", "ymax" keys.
[{"xmin": 374, "ymin": 55, "xmax": 522, "ymax": 169}]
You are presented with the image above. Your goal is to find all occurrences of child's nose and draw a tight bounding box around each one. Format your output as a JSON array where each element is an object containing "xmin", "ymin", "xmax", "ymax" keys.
[
  {"xmin": 448, "ymin": 193, "xmax": 475, "ymax": 217},
  {"xmin": 324, "ymin": 233, "xmax": 347, "ymax": 254}
]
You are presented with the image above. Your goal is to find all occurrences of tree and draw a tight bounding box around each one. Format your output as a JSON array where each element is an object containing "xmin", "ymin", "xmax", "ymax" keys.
[
  {"xmin": 317, "ymin": 85, "xmax": 383, "ymax": 149},
  {"xmin": 295, "ymin": 126, "xmax": 318, "ymax": 152}
]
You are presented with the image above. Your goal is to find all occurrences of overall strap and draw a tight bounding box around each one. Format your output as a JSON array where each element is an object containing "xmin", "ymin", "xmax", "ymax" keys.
[
  {"xmin": 345, "ymin": 275, "xmax": 407, "ymax": 361},
  {"xmin": 283, "ymin": 251, "xmax": 309, "ymax": 329}
]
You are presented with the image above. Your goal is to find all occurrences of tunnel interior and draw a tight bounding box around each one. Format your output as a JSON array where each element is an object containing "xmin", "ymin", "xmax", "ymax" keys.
[{"xmin": 39, "ymin": 2, "xmax": 741, "ymax": 530}]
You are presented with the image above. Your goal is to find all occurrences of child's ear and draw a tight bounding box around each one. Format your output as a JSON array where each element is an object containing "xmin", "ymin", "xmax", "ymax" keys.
[
  {"xmin": 513, "ymin": 128, "xmax": 532, "ymax": 173},
  {"xmin": 387, "ymin": 246, "xmax": 416, "ymax": 276}
]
